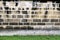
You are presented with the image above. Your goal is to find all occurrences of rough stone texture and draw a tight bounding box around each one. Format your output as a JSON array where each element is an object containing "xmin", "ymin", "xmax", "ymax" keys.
[{"xmin": 0, "ymin": 1, "xmax": 60, "ymax": 35}]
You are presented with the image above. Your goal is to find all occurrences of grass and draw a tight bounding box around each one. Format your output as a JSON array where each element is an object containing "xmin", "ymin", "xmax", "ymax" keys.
[{"xmin": 0, "ymin": 35, "xmax": 60, "ymax": 40}]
